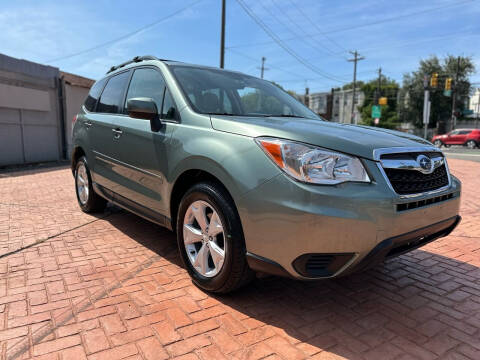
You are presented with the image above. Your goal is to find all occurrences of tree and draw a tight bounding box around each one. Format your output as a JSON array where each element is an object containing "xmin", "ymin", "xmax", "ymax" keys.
[
  {"xmin": 400, "ymin": 55, "xmax": 475, "ymax": 131},
  {"xmin": 359, "ymin": 77, "xmax": 400, "ymax": 129}
]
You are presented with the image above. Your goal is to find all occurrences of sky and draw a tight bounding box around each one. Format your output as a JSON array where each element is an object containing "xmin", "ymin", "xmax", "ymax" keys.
[{"xmin": 1, "ymin": 0, "xmax": 479, "ymax": 94}]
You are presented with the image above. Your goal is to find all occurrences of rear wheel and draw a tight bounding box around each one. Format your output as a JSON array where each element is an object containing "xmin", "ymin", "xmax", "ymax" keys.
[
  {"xmin": 176, "ymin": 182, "xmax": 253, "ymax": 293},
  {"xmin": 75, "ymin": 156, "xmax": 107, "ymax": 213},
  {"xmin": 466, "ymin": 140, "xmax": 477, "ymax": 149}
]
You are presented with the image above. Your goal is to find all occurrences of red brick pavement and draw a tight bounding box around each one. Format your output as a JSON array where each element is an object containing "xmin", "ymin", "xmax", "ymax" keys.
[{"xmin": 0, "ymin": 159, "xmax": 479, "ymax": 360}]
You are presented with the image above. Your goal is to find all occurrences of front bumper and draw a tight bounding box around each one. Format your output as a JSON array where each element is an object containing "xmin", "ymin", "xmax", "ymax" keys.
[{"xmin": 237, "ymin": 159, "xmax": 461, "ymax": 279}]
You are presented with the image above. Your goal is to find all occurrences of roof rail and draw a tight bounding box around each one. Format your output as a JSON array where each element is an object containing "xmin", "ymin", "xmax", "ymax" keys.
[{"xmin": 106, "ymin": 55, "xmax": 159, "ymax": 74}]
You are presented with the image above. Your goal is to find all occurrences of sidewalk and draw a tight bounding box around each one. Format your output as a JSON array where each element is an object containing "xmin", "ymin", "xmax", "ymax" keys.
[{"xmin": 0, "ymin": 159, "xmax": 479, "ymax": 359}]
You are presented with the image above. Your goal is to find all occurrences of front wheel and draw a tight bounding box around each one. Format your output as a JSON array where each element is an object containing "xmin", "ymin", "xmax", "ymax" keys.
[
  {"xmin": 176, "ymin": 182, "xmax": 253, "ymax": 293},
  {"xmin": 466, "ymin": 140, "xmax": 477, "ymax": 149},
  {"xmin": 75, "ymin": 156, "xmax": 107, "ymax": 213},
  {"xmin": 434, "ymin": 140, "xmax": 443, "ymax": 148}
]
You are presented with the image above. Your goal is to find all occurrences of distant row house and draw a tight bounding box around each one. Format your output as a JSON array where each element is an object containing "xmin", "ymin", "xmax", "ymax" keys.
[{"xmin": 305, "ymin": 88, "xmax": 365, "ymax": 124}]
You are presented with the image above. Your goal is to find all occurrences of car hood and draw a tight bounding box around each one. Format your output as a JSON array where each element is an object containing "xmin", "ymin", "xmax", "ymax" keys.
[{"xmin": 211, "ymin": 116, "xmax": 432, "ymax": 160}]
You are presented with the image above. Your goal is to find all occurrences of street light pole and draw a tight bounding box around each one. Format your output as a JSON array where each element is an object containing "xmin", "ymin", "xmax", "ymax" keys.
[
  {"xmin": 348, "ymin": 50, "xmax": 365, "ymax": 125},
  {"xmin": 220, "ymin": 0, "xmax": 226, "ymax": 69},
  {"xmin": 450, "ymin": 56, "xmax": 460, "ymax": 131}
]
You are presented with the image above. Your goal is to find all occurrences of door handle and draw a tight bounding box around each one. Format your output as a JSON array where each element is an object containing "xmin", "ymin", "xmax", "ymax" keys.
[{"xmin": 112, "ymin": 128, "xmax": 123, "ymax": 139}]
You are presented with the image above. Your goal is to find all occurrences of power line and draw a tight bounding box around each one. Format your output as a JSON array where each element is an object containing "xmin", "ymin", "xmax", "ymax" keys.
[
  {"xmin": 235, "ymin": 0, "xmax": 346, "ymax": 83},
  {"xmin": 45, "ymin": 0, "xmax": 204, "ymax": 63},
  {"xmin": 229, "ymin": 0, "xmax": 475, "ymax": 49},
  {"xmin": 274, "ymin": 70, "xmax": 378, "ymax": 83},
  {"xmin": 238, "ymin": 29, "xmax": 478, "ymax": 69},
  {"xmin": 286, "ymin": 0, "xmax": 348, "ymax": 54},
  {"xmin": 266, "ymin": 0, "xmax": 346, "ymax": 60},
  {"xmin": 226, "ymin": 47, "xmax": 305, "ymax": 78}
]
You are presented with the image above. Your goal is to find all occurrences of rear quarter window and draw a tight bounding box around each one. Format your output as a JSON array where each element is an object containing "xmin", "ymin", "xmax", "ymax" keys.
[{"xmin": 84, "ymin": 78, "xmax": 107, "ymax": 112}]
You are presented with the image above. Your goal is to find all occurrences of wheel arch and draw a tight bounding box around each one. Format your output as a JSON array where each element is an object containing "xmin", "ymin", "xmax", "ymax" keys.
[
  {"xmin": 71, "ymin": 146, "xmax": 86, "ymax": 173},
  {"xmin": 169, "ymin": 167, "xmax": 239, "ymax": 232}
]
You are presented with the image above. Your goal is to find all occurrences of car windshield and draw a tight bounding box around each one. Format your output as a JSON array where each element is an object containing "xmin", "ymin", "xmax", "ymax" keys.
[{"xmin": 169, "ymin": 65, "xmax": 321, "ymax": 120}]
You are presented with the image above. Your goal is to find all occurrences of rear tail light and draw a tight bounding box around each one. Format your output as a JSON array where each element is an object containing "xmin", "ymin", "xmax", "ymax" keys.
[{"xmin": 72, "ymin": 115, "xmax": 78, "ymax": 125}]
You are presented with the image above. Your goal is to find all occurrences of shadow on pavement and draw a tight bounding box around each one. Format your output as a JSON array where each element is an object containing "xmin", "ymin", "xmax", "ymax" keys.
[{"xmin": 103, "ymin": 209, "xmax": 480, "ymax": 358}]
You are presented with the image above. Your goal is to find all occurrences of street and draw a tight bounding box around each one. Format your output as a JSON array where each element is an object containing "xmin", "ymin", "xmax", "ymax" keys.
[
  {"xmin": 443, "ymin": 147, "xmax": 480, "ymax": 163},
  {"xmin": 0, "ymin": 159, "xmax": 479, "ymax": 359}
]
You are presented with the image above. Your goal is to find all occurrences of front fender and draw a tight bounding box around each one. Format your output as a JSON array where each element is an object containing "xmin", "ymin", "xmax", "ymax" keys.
[{"xmin": 167, "ymin": 127, "xmax": 281, "ymax": 205}]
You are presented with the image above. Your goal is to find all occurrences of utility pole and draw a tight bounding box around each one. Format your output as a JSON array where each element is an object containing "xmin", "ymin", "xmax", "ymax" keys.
[
  {"xmin": 376, "ymin": 67, "xmax": 382, "ymax": 104},
  {"xmin": 220, "ymin": 0, "xmax": 226, "ymax": 68},
  {"xmin": 348, "ymin": 50, "xmax": 365, "ymax": 125},
  {"xmin": 476, "ymin": 90, "xmax": 480, "ymax": 129},
  {"xmin": 423, "ymin": 75, "xmax": 431, "ymax": 139},
  {"xmin": 450, "ymin": 56, "xmax": 461, "ymax": 131},
  {"xmin": 257, "ymin": 57, "xmax": 269, "ymax": 79}
]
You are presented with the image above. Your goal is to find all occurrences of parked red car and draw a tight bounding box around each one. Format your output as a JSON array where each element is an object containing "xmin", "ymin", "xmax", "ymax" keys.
[{"xmin": 432, "ymin": 129, "xmax": 480, "ymax": 149}]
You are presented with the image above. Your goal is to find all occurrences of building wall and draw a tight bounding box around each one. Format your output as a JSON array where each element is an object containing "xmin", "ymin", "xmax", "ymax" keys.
[
  {"xmin": 469, "ymin": 88, "xmax": 480, "ymax": 116},
  {"xmin": 0, "ymin": 55, "xmax": 62, "ymax": 166},
  {"xmin": 308, "ymin": 92, "xmax": 329, "ymax": 115},
  {"xmin": 331, "ymin": 89, "xmax": 364, "ymax": 124},
  {"xmin": 0, "ymin": 54, "xmax": 93, "ymax": 167},
  {"xmin": 64, "ymin": 83, "xmax": 89, "ymax": 158}
]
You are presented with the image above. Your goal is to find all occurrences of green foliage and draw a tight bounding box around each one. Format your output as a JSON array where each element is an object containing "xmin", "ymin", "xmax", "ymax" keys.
[
  {"xmin": 357, "ymin": 77, "xmax": 400, "ymax": 129},
  {"xmin": 342, "ymin": 81, "xmax": 364, "ymax": 91},
  {"xmin": 400, "ymin": 55, "xmax": 475, "ymax": 129}
]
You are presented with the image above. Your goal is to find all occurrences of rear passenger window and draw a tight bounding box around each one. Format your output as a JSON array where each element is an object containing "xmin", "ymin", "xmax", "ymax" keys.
[
  {"xmin": 125, "ymin": 68, "xmax": 166, "ymax": 113},
  {"xmin": 97, "ymin": 71, "xmax": 130, "ymax": 114},
  {"xmin": 84, "ymin": 78, "xmax": 106, "ymax": 112}
]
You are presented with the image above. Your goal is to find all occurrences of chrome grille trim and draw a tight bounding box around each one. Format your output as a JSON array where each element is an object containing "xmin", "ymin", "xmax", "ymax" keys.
[{"xmin": 373, "ymin": 147, "xmax": 452, "ymax": 199}]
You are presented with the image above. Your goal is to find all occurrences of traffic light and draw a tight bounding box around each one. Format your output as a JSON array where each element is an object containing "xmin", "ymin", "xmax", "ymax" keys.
[
  {"xmin": 430, "ymin": 73, "xmax": 438, "ymax": 88},
  {"xmin": 445, "ymin": 78, "xmax": 452, "ymax": 90},
  {"xmin": 378, "ymin": 97, "xmax": 387, "ymax": 105}
]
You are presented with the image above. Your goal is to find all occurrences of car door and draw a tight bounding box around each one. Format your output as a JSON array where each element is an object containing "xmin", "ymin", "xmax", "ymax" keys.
[
  {"xmin": 111, "ymin": 67, "xmax": 177, "ymax": 215},
  {"xmin": 446, "ymin": 130, "xmax": 460, "ymax": 144},
  {"xmin": 458, "ymin": 130, "xmax": 471, "ymax": 144},
  {"xmin": 88, "ymin": 71, "xmax": 131, "ymax": 193}
]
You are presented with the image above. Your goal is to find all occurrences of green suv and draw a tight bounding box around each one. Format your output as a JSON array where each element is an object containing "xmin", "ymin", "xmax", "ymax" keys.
[{"xmin": 72, "ymin": 56, "xmax": 461, "ymax": 293}]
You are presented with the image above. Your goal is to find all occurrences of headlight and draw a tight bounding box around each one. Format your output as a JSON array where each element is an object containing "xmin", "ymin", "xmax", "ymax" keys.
[{"xmin": 256, "ymin": 137, "xmax": 370, "ymax": 185}]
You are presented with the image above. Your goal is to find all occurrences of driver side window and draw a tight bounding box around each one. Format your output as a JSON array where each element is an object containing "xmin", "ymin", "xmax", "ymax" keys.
[{"xmin": 125, "ymin": 68, "xmax": 166, "ymax": 115}]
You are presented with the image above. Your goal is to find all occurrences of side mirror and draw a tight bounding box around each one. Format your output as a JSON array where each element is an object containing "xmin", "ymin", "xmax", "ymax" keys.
[{"xmin": 127, "ymin": 98, "xmax": 158, "ymax": 121}]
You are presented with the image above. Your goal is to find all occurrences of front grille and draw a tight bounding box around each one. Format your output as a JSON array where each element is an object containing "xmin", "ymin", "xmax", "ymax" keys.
[
  {"xmin": 396, "ymin": 192, "xmax": 455, "ymax": 212},
  {"xmin": 384, "ymin": 164, "xmax": 449, "ymax": 195}
]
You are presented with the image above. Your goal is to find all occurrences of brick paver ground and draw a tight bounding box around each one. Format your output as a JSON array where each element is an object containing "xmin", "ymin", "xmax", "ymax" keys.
[{"xmin": 0, "ymin": 159, "xmax": 479, "ymax": 360}]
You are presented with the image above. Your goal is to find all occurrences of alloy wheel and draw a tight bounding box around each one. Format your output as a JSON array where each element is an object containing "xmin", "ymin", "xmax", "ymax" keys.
[
  {"xmin": 76, "ymin": 163, "xmax": 89, "ymax": 205},
  {"xmin": 183, "ymin": 200, "xmax": 226, "ymax": 277},
  {"xmin": 467, "ymin": 140, "xmax": 476, "ymax": 149}
]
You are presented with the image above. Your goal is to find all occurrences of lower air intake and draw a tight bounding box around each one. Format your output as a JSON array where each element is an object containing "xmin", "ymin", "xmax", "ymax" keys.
[{"xmin": 292, "ymin": 253, "xmax": 355, "ymax": 278}]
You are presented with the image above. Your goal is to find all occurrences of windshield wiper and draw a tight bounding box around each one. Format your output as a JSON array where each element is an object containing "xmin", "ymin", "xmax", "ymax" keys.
[
  {"xmin": 266, "ymin": 114, "xmax": 307, "ymax": 118},
  {"xmin": 204, "ymin": 112, "xmax": 236, "ymax": 116}
]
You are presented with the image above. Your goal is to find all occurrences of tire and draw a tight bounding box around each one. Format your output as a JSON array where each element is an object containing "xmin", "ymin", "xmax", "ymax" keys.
[
  {"xmin": 466, "ymin": 140, "xmax": 477, "ymax": 149},
  {"xmin": 74, "ymin": 156, "xmax": 107, "ymax": 213},
  {"xmin": 176, "ymin": 182, "xmax": 254, "ymax": 293},
  {"xmin": 434, "ymin": 140, "xmax": 443, "ymax": 148}
]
